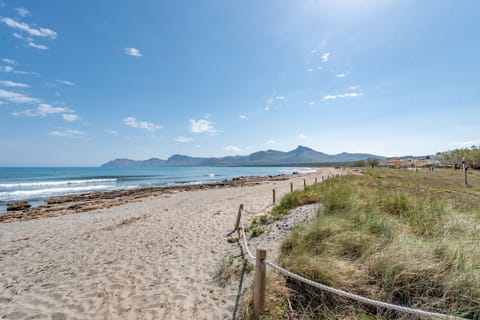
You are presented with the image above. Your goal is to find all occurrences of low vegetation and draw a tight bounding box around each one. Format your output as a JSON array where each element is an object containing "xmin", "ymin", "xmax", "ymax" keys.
[
  {"xmin": 214, "ymin": 254, "xmax": 254, "ymax": 287},
  {"xmin": 243, "ymin": 168, "xmax": 480, "ymax": 319}
]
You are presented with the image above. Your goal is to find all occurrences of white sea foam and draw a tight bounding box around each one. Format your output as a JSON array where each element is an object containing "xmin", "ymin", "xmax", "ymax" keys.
[
  {"xmin": 0, "ymin": 185, "xmax": 117, "ymax": 202},
  {"xmin": 0, "ymin": 178, "xmax": 117, "ymax": 189},
  {"xmin": 295, "ymin": 168, "xmax": 317, "ymax": 174}
]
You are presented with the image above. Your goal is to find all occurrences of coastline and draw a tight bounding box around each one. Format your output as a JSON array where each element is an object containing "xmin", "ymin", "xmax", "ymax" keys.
[
  {"xmin": 1, "ymin": 173, "xmax": 297, "ymax": 223},
  {"xmin": 0, "ymin": 167, "xmax": 344, "ymax": 319}
]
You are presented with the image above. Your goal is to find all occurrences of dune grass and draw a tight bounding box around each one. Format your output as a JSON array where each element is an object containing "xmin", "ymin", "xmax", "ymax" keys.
[{"xmin": 244, "ymin": 168, "xmax": 480, "ymax": 319}]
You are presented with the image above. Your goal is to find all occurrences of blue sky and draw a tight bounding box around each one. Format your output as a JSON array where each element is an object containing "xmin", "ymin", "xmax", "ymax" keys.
[{"xmin": 1, "ymin": 0, "xmax": 479, "ymax": 166}]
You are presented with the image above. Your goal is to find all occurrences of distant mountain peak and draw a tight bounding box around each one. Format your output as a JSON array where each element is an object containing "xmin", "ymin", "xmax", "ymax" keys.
[{"xmin": 101, "ymin": 146, "xmax": 384, "ymax": 167}]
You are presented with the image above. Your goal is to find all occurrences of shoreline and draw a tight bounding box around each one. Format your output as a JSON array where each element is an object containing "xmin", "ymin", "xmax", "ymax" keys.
[
  {"xmin": 0, "ymin": 167, "xmax": 344, "ymax": 319},
  {"xmin": 0, "ymin": 173, "xmax": 298, "ymax": 223}
]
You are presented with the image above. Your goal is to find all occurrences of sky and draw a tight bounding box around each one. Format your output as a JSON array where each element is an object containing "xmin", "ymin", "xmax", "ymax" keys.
[{"xmin": 1, "ymin": 0, "xmax": 479, "ymax": 166}]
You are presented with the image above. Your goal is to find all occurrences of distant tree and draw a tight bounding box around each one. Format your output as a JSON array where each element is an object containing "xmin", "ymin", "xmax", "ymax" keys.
[
  {"xmin": 352, "ymin": 160, "xmax": 366, "ymax": 167},
  {"xmin": 367, "ymin": 158, "xmax": 379, "ymax": 168}
]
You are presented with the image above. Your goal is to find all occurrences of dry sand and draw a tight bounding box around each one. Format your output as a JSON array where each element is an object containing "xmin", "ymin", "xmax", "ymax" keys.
[{"xmin": 0, "ymin": 168, "xmax": 342, "ymax": 319}]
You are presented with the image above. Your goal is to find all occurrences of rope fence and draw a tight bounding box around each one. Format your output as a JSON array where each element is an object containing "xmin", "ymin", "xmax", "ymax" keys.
[{"xmin": 232, "ymin": 174, "xmax": 470, "ymax": 320}]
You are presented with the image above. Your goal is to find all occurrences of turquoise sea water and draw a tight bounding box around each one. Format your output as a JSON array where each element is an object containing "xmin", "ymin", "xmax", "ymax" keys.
[{"xmin": 0, "ymin": 167, "xmax": 314, "ymax": 212}]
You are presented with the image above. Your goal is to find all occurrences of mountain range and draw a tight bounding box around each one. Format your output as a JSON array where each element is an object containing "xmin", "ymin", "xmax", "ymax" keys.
[{"xmin": 101, "ymin": 146, "xmax": 383, "ymax": 167}]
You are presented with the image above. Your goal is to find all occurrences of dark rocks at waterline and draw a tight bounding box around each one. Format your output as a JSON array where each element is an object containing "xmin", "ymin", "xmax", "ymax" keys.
[{"xmin": 6, "ymin": 201, "xmax": 32, "ymax": 211}]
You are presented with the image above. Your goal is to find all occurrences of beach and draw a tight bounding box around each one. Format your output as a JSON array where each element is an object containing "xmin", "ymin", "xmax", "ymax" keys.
[{"xmin": 0, "ymin": 168, "xmax": 342, "ymax": 319}]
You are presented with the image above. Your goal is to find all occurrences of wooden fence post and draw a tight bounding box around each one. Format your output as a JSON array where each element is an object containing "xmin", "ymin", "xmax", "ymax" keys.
[
  {"xmin": 315, "ymin": 177, "xmax": 317, "ymax": 184},
  {"xmin": 322, "ymin": 176, "xmax": 324, "ymax": 182},
  {"xmin": 290, "ymin": 182, "xmax": 293, "ymax": 193},
  {"xmin": 234, "ymin": 204, "xmax": 243, "ymax": 231},
  {"xmin": 254, "ymin": 249, "xmax": 267, "ymax": 319},
  {"xmin": 272, "ymin": 189, "xmax": 276, "ymax": 204},
  {"xmin": 303, "ymin": 179, "xmax": 306, "ymax": 189}
]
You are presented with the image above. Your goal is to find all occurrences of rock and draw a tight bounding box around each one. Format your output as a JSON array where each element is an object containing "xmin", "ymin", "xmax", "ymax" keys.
[{"xmin": 6, "ymin": 201, "xmax": 31, "ymax": 211}]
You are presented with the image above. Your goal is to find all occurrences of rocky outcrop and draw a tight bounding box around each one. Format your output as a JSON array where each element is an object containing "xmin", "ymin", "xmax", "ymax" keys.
[{"xmin": 6, "ymin": 201, "xmax": 31, "ymax": 211}]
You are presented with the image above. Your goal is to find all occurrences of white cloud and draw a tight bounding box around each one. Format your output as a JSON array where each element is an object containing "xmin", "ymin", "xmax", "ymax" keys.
[
  {"xmin": 224, "ymin": 145, "xmax": 241, "ymax": 153},
  {"xmin": 336, "ymin": 73, "xmax": 347, "ymax": 78},
  {"xmin": 323, "ymin": 92, "xmax": 363, "ymax": 102},
  {"xmin": 322, "ymin": 95, "xmax": 337, "ymax": 101},
  {"xmin": 1, "ymin": 65, "xmax": 34, "ymax": 75},
  {"xmin": 1, "ymin": 65, "xmax": 14, "ymax": 72},
  {"xmin": 62, "ymin": 114, "xmax": 80, "ymax": 122},
  {"xmin": 0, "ymin": 80, "xmax": 29, "ymax": 88},
  {"xmin": 339, "ymin": 92, "xmax": 362, "ymax": 98},
  {"xmin": 349, "ymin": 85, "xmax": 360, "ymax": 90},
  {"xmin": 264, "ymin": 106, "xmax": 270, "ymax": 111},
  {"xmin": 13, "ymin": 104, "xmax": 74, "ymax": 117},
  {"xmin": 317, "ymin": 66, "xmax": 323, "ymax": 70},
  {"xmin": 275, "ymin": 96, "xmax": 286, "ymax": 100},
  {"xmin": 321, "ymin": 52, "xmax": 330, "ymax": 62},
  {"xmin": 311, "ymin": 49, "xmax": 317, "ymax": 54},
  {"xmin": 104, "ymin": 129, "xmax": 119, "ymax": 136},
  {"xmin": 309, "ymin": 101, "xmax": 315, "ymax": 105},
  {"xmin": 0, "ymin": 88, "xmax": 39, "ymax": 104},
  {"xmin": 125, "ymin": 47, "xmax": 142, "ymax": 57},
  {"xmin": 56, "ymin": 79, "xmax": 75, "ymax": 86},
  {"xmin": 239, "ymin": 115, "xmax": 247, "ymax": 120},
  {"xmin": 307, "ymin": 68, "xmax": 313, "ymax": 72},
  {"xmin": 173, "ymin": 136, "xmax": 192, "ymax": 143},
  {"xmin": 0, "ymin": 17, "xmax": 57, "ymax": 39},
  {"xmin": 124, "ymin": 117, "xmax": 160, "ymax": 132},
  {"xmin": 28, "ymin": 41, "xmax": 48, "ymax": 50},
  {"xmin": 2, "ymin": 58, "xmax": 16, "ymax": 65},
  {"xmin": 266, "ymin": 140, "xmax": 275, "ymax": 145},
  {"xmin": 48, "ymin": 129, "xmax": 85, "ymax": 138},
  {"xmin": 189, "ymin": 119, "xmax": 218, "ymax": 134},
  {"xmin": 297, "ymin": 133, "xmax": 307, "ymax": 139},
  {"xmin": 13, "ymin": 33, "xmax": 23, "ymax": 39},
  {"xmin": 15, "ymin": 7, "xmax": 30, "ymax": 17},
  {"xmin": 38, "ymin": 104, "xmax": 73, "ymax": 116}
]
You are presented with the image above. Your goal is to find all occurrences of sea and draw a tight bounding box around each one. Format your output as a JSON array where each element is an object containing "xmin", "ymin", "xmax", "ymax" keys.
[{"xmin": 0, "ymin": 166, "xmax": 315, "ymax": 212}]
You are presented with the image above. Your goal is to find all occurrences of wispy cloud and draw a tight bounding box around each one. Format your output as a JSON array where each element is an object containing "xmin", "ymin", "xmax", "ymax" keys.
[
  {"xmin": 104, "ymin": 129, "xmax": 119, "ymax": 136},
  {"xmin": 311, "ymin": 49, "xmax": 317, "ymax": 54},
  {"xmin": 322, "ymin": 92, "xmax": 363, "ymax": 101},
  {"xmin": 1, "ymin": 64, "xmax": 35, "ymax": 75},
  {"xmin": 12, "ymin": 104, "xmax": 74, "ymax": 117},
  {"xmin": 224, "ymin": 145, "xmax": 241, "ymax": 153},
  {"xmin": 349, "ymin": 85, "xmax": 360, "ymax": 90},
  {"xmin": 0, "ymin": 17, "xmax": 57, "ymax": 39},
  {"xmin": 1, "ymin": 58, "xmax": 16, "ymax": 65},
  {"xmin": 189, "ymin": 119, "xmax": 219, "ymax": 135},
  {"xmin": 321, "ymin": 52, "xmax": 330, "ymax": 62},
  {"xmin": 307, "ymin": 68, "xmax": 313, "ymax": 72},
  {"xmin": 57, "ymin": 79, "xmax": 75, "ymax": 86},
  {"xmin": 48, "ymin": 129, "xmax": 85, "ymax": 139},
  {"xmin": 125, "ymin": 47, "xmax": 142, "ymax": 57},
  {"xmin": 336, "ymin": 73, "xmax": 347, "ymax": 78},
  {"xmin": 62, "ymin": 114, "xmax": 80, "ymax": 122},
  {"xmin": 0, "ymin": 88, "xmax": 39, "ymax": 104},
  {"xmin": 15, "ymin": 7, "xmax": 30, "ymax": 18},
  {"xmin": 266, "ymin": 140, "xmax": 275, "ymax": 145},
  {"xmin": 173, "ymin": 136, "xmax": 192, "ymax": 143},
  {"xmin": 309, "ymin": 101, "xmax": 315, "ymax": 105},
  {"xmin": 0, "ymin": 80, "xmax": 29, "ymax": 88},
  {"xmin": 124, "ymin": 117, "xmax": 161, "ymax": 132},
  {"xmin": 297, "ymin": 133, "xmax": 307, "ymax": 139},
  {"xmin": 275, "ymin": 96, "xmax": 286, "ymax": 100},
  {"xmin": 28, "ymin": 41, "xmax": 48, "ymax": 50},
  {"xmin": 1, "ymin": 65, "xmax": 14, "ymax": 72},
  {"xmin": 239, "ymin": 115, "xmax": 247, "ymax": 120}
]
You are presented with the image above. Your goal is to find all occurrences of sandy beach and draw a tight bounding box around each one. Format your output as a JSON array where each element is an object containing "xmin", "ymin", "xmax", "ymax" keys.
[{"xmin": 0, "ymin": 168, "xmax": 342, "ymax": 319}]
